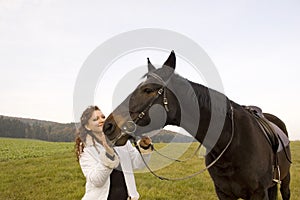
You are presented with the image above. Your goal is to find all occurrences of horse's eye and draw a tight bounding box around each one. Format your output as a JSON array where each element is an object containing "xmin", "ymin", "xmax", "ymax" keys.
[{"xmin": 143, "ymin": 88, "xmax": 154, "ymax": 94}]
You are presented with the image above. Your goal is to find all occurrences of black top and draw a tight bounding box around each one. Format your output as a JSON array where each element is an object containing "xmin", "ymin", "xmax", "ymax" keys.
[{"xmin": 107, "ymin": 164, "xmax": 128, "ymax": 200}]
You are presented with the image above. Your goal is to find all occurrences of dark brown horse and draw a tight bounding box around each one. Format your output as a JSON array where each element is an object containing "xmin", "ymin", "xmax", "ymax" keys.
[{"xmin": 103, "ymin": 51, "xmax": 291, "ymax": 199}]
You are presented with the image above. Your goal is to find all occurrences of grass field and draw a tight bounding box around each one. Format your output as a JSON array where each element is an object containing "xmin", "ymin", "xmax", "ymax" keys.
[{"xmin": 0, "ymin": 138, "xmax": 299, "ymax": 200}]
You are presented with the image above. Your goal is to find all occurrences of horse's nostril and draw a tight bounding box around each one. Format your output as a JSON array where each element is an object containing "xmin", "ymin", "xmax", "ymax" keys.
[{"xmin": 103, "ymin": 122, "xmax": 115, "ymax": 135}]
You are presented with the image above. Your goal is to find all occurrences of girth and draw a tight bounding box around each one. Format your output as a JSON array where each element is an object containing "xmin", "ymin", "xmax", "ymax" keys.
[{"xmin": 243, "ymin": 106, "xmax": 279, "ymax": 154}]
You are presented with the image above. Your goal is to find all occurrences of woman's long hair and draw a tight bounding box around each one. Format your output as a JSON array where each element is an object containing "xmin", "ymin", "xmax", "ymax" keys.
[{"xmin": 75, "ymin": 105, "xmax": 100, "ymax": 161}]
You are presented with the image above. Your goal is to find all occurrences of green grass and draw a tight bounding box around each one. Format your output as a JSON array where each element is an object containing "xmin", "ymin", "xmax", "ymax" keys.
[
  {"xmin": 0, "ymin": 138, "xmax": 84, "ymax": 200},
  {"xmin": 0, "ymin": 138, "xmax": 299, "ymax": 199}
]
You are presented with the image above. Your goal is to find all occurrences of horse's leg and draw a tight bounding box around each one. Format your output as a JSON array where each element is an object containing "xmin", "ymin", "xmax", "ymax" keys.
[
  {"xmin": 280, "ymin": 172, "xmax": 291, "ymax": 200},
  {"xmin": 249, "ymin": 189, "xmax": 269, "ymax": 200},
  {"xmin": 267, "ymin": 184, "xmax": 278, "ymax": 200},
  {"xmin": 214, "ymin": 186, "xmax": 237, "ymax": 200}
]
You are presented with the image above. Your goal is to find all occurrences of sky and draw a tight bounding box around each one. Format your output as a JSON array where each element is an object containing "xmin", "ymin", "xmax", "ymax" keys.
[{"xmin": 0, "ymin": 0, "xmax": 300, "ymax": 140}]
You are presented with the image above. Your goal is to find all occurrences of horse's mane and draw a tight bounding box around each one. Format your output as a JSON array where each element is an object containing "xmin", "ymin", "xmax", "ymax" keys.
[{"xmin": 172, "ymin": 73, "xmax": 230, "ymax": 115}]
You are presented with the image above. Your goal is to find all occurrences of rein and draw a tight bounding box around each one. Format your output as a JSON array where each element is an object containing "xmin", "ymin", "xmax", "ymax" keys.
[
  {"xmin": 152, "ymin": 143, "xmax": 202, "ymax": 163},
  {"xmin": 133, "ymin": 104, "xmax": 234, "ymax": 181}
]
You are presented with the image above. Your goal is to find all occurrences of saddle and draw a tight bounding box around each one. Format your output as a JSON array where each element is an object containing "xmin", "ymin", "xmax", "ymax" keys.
[
  {"xmin": 244, "ymin": 105, "xmax": 291, "ymax": 184},
  {"xmin": 243, "ymin": 105, "xmax": 289, "ymax": 153},
  {"xmin": 243, "ymin": 106, "xmax": 289, "ymax": 184}
]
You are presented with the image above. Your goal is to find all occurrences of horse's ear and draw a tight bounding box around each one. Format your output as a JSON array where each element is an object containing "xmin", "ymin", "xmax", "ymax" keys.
[
  {"xmin": 147, "ymin": 58, "xmax": 156, "ymax": 72},
  {"xmin": 162, "ymin": 50, "xmax": 176, "ymax": 70}
]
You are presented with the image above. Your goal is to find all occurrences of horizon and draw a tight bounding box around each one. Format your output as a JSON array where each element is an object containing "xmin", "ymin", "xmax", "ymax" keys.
[{"xmin": 1, "ymin": 113, "xmax": 300, "ymax": 142}]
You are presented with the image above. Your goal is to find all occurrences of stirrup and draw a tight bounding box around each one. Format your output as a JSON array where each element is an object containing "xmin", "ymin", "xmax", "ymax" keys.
[{"xmin": 272, "ymin": 165, "xmax": 281, "ymax": 184}]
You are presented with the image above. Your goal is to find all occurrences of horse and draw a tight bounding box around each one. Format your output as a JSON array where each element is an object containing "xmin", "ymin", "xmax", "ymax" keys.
[{"xmin": 103, "ymin": 51, "xmax": 291, "ymax": 200}]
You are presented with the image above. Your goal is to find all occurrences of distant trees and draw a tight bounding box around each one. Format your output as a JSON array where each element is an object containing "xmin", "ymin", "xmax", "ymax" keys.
[
  {"xmin": 0, "ymin": 116, "xmax": 76, "ymax": 142},
  {"xmin": 0, "ymin": 116, "xmax": 27, "ymax": 138},
  {"xmin": 0, "ymin": 116, "xmax": 194, "ymax": 143}
]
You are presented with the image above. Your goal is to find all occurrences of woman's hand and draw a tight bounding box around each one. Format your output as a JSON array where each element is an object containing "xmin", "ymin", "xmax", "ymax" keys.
[
  {"xmin": 95, "ymin": 133, "xmax": 115, "ymax": 156},
  {"xmin": 139, "ymin": 136, "xmax": 152, "ymax": 150}
]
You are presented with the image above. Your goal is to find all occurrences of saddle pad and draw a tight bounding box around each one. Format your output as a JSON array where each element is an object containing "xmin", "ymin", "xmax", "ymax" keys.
[{"xmin": 269, "ymin": 121, "xmax": 290, "ymax": 152}]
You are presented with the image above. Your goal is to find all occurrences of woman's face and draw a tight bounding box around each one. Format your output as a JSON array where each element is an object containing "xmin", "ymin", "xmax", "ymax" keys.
[{"xmin": 85, "ymin": 110, "xmax": 106, "ymax": 134}]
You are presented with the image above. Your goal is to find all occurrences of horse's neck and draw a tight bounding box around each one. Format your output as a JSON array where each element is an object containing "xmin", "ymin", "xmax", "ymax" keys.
[
  {"xmin": 180, "ymin": 82, "xmax": 211, "ymax": 141},
  {"xmin": 169, "ymin": 77, "xmax": 210, "ymax": 134},
  {"xmin": 170, "ymin": 77, "xmax": 229, "ymax": 149}
]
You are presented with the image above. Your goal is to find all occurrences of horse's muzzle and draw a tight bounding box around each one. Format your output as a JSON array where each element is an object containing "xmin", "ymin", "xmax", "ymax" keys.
[{"xmin": 103, "ymin": 121, "xmax": 116, "ymax": 138}]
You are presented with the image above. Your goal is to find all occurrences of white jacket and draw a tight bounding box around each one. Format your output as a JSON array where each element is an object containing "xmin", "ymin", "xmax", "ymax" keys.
[{"xmin": 80, "ymin": 137, "xmax": 151, "ymax": 200}]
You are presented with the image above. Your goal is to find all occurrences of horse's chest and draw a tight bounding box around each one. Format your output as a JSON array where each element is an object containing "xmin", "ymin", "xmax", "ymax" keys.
[
  {"xmin": 209, "ymin": 165, "xmax": 251, "ymax": 198},
  {"xmin": 208, "ymin": 161, "xmax": 235, "ymax": 177}
]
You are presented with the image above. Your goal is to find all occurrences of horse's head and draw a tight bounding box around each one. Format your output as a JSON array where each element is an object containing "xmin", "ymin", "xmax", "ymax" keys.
[{"xmin": 103, "ymin": 51, "xmax": 180, "ymax": 146}]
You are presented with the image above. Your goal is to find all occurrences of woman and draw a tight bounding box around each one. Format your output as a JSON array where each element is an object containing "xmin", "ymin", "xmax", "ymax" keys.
[{"xmin": 75, "ymin": 106, "xmax": 152, "ymax": 200}]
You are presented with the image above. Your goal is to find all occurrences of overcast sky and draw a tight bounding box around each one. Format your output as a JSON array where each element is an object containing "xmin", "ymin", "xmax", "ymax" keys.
[{"xmin": 0, "ymin": 0, "xmax": 299, "ymax": 140}]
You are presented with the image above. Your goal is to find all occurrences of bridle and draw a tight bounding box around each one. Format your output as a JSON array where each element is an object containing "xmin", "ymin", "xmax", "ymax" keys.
[
  {"xmin": 109, "ymin": 72, "xmax": 170, "ymax": 146},
  {"xmin": 111, "ymin": 72, "xmax": 171, "ymax": 145},
  {"xmin": 134, "ymin": 72, "xmax": 170, "ymax": 122},
  {"xmin": 115, "ymin": 71, "xmax": 235, "ymax": 181}
]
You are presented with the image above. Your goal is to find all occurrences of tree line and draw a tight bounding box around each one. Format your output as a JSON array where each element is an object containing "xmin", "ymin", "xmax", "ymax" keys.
[
  {"xmin": 0, "ymin": 116, "xmax": 76, "ymax": 142},
  {"xmin": 0, "ymin": 115, "xmax": 194, "ymax": 143}
]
